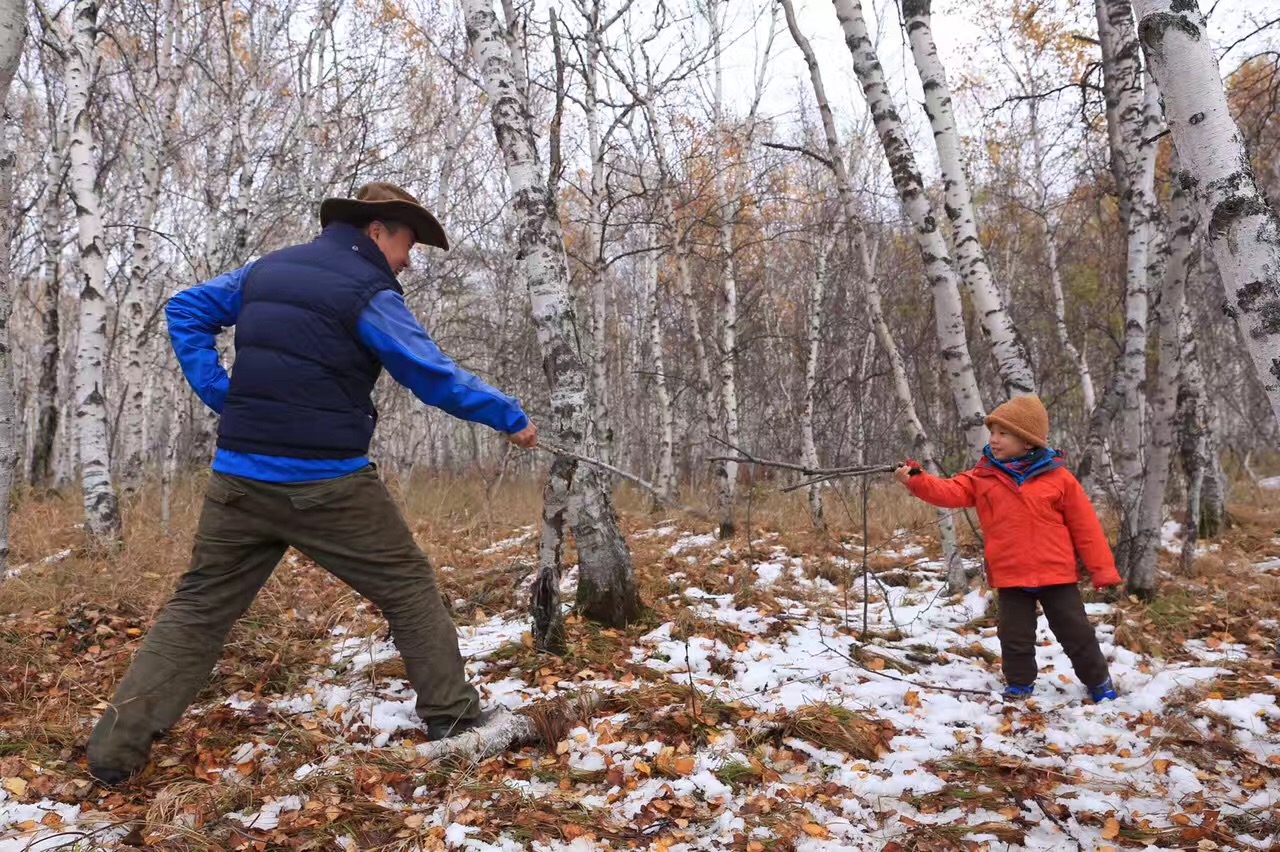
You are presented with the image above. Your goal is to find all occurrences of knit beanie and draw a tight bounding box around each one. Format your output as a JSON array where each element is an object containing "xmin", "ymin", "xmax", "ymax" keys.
[{"xmin": 984, "ymin": 394, "xmax": 1049, "ymax": 448}]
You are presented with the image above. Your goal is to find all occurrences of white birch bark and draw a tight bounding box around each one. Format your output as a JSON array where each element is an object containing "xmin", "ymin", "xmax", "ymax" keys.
[
  {"xmin": 642, "ymin": 225, "xmax": 675, "ymax": 506},
  {"xmin": 121, "ymin": 0, "xmax": 182, "ymax": 488},
  {"xmin": 1028, "ymin": 97, "xmax": 1095, "ymax": 416},
  {"xmin": 1128, "ymin": 169, "xmax": 1194, "ymax": 596},
  {"xmin": 635, "ymin": 107, "xmax": 718, "ymax": 484},
  {"xmin": 573, "ymin": 0, "xmax": 614, "ymax": 467},
  {"xmin": 707, "ymin": 5, "xmax": 772, "ymax": 539},
  {"xmin": 714, "ymin": 167, "xmax": 741, "ymax": 538},
  {"xmin": 832, "ymin": 0, "xmax": 987, "ymax": 456},
  {"xmin": 801, "ymin": 238, "xmax": 829, "ymax": 529},
  {"xmin": 30, "ymin": 141, "xmax": 64, "ymax": 489},
  {"xmin": 0, "ymin": 0, "xmax": 25, "ymax": 571},
  {"xmin": 1079, "ymin": 0, "xmax": 1153, "ymax": 504},
  {"xmin": 788, "ymin": 0, "xmax": 965, "ymax": 589},
  {"xmin": 160, "ymin": 381, "xmax": 186, "ymax": 534},
  {"xmin": 63, "ymin": 0, "xmax": 121, "ymax": 544},
  {"xmin": 1134, "ymin": 0, "xmax": 1280, "ymax": 429},
  {"xmin": 463, "ymin": 0, "xmax": 638, "ymax": 633},
  {"xmin": 1114, "ymin": 76, "xmax": 1162, "ymax": 574},
  {"xmin": 0, "ymin": 0, "xmax": 19, "ymax": 94},
  {"xmin": 902, "ymin": 0, "xmax": 1035, "ymax": 398}
]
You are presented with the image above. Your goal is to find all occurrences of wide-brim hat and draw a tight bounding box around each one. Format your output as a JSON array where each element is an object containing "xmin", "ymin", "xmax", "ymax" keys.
[{"xmin": 319, "ymin": 181, "xmax": 449, "ymax": 250}]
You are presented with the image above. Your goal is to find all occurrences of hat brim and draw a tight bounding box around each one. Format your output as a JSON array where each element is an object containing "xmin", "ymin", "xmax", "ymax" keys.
[{"xmin": 319, "ymin": 198, "xmax": 449, "ymax": 250}]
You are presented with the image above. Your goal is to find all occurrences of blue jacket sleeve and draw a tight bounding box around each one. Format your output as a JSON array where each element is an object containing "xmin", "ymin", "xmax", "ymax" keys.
[
  {"xmin": 165, "ymin": 263, "xmax": 253, "ymax": 414},
  {"xmin": 357, "ymin": 290, "xmax": 529, "ymax": 433}
]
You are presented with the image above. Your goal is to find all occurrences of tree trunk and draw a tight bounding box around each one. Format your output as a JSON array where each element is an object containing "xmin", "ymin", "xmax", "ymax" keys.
[
  {"xmin": 1134, "ymin": 0, "xmax": 1280, "ymax": 429},
  {"xmin": 832, "ymin": 0, "xmax": 987, "ymax": 456},
  {"xmin": 30, "ymin": 149, "xmax": 63, "ymax": 490},
  {"xmin": 531, "ymin": 456, "xmax": 574, "ymax": 653},
  {"xmin": 1176, "ymin": 262, "xmax": 1224, "ymax": 547},
  {"xmin": 463, "ymin": 0, "xmax": 639, "ymax": 633},
  {"xmin": 160, "ymin": 379, "xmax": 186, "ymax": 534},
  {"xmin": 642, "ymin": 225, "xmax": 675, "ymax": 507},
  {"xmin": 64, "ymin": 0, "xmax": 122, "ymax": 545},
  {"xmin": 1127, "ymin": 168, "xmax": 1194, "ymax": 597},
  {"xmin": 713, "ymin": 164, "xmax": 741, "ymax": 539},
  {"xmin": 801, "ymin": 238, "xmax": 829, "ymax": 530},
  {"xmin": 1029, "ymin": 99, "xmax": 1095, "ymax": 418},
  {"xmin": 1113, "ymin": 75, "xmax": 1162, "ymax": 578},
  {"xmin": 121, "ymin": 0, "xmax": 181, "ymax": 488},
  {"xmin": 789, "ymin": 0, "xmax": 964, "ymax": 589},
  {"xmin": 0, "ymin": 0, "xmax": 25, "ymax": 572},
  {"xmin": 902, "ymin": 0, "xmax": 1036, "ymax": 398},
  {"xmin": 1079, "ymin": 0, "xmax": 1153, "ymax": 506},
  {"xmin": 579, "ymin": 13, "xmax": 613, "ymax": 469}
]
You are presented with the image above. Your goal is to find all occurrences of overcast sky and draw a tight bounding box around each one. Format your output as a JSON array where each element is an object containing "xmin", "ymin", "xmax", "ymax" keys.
[
  {"xmin": 676, "ymin": 0, "xmax": 1277, "ymax": 199},
  {"xmin": 704, "ymin": 1, "xmax": 1274, "ymax": 131}
]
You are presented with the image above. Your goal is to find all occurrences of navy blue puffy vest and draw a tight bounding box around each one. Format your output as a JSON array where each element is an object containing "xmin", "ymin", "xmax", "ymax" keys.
[{"xmin": 217, "ymin": 224, "xmax": 401, "ymax": 458}]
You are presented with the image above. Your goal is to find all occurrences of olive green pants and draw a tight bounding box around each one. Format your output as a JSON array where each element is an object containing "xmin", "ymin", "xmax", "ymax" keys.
[{"xmin": 87, "ymin": 466, "xmax": 479, "ymax": 776}]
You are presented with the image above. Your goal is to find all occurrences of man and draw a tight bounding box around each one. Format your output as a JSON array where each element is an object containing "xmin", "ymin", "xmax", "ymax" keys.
[{"xmin": 87, "ymin": 182, "xmax": 536, "ymax": 785}]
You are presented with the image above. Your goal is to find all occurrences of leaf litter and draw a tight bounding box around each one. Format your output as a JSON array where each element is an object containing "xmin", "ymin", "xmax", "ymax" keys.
[{"xmin": 2, "ymin": 511, "xmax": 1279, "ymax": 851}]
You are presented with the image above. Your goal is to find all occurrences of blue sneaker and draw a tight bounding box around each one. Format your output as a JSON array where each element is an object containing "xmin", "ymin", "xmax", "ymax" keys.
[
  {"xmin": 1088, "ymin": 677, "xmax": 1118, "ymax": 703},
  {"xmin": 1003, "ymin": 683, "xmax": 1035, "ymax": 700}
]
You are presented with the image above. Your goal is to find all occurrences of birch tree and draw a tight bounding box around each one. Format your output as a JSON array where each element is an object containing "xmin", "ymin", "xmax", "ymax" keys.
[
  {"xmin": 1127, "ymin": 169, "xmax": 1194, "ymax": 596},
  {"xmin": 902, "ymin": 0, "xmax": 1036, "ymax": 398},
  {"xmin": 1078, "ymin": 0, "xmax": 1157, "ymax": 515},
  {"xmin": 117, "ymin": 0, "xmax": 184, "ymax": 487},
  {"xmin": 786, "ymin": 0, "xmax": 965, "ymax": 590},
  {"xmin": 1134, "ymin": 0, "xmax": 1280, "ymax": 429},
  {"xmin": 641, "ymin": 223, "xmax": 676, "ymax": 506},
  {"xmin": 30, "ymin": 111, "xmax": 65, "ymax": 490},
  {"xmin": 801, "ymin": 236, "xmax": 830, "ymax": 529},
  {"xmin": 462, "ymin": 0, "xmax": 639, "ymax": 644},
  {"xmin": 606, "ymin": 40, "xmax": 719, "ymax": 488},
  {"xmin": 1027, "ymin": 95, "xmax": 1095, "ymax": 416},
  {"xmin": 707, "ymin": 2, "xmax": 775, "ymax": 538},
  {"xmin": 832, "ymin": 0, "xmax": 988, "ymax": 456},
  {"xmin": 0, "ymin": 0, "xmax": 26, "ymax": 570},
  {"xmin": 564, "ymin": 0, "xmax": 632, "ymax": 469},
  {"xmin": 57, "ymin": 0, "xmax": 122, "ymax": 543}
]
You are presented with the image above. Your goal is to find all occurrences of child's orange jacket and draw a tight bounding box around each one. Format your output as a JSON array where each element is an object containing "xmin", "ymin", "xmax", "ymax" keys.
[{"xmin": 904, "ymin": 459, "xmax": 1121, "ymax": 589}]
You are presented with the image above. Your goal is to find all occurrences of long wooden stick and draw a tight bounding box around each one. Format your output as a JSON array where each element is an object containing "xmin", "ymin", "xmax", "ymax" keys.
[{"xmin": 532, "ymin": 442, "xmax": 714, "ymax": 522}]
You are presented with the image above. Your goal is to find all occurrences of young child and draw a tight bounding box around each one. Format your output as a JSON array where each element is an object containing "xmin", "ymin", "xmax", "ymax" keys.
[{"xmin": 894, "ymin": 394, "xmax": 1123, "ymax": 702}]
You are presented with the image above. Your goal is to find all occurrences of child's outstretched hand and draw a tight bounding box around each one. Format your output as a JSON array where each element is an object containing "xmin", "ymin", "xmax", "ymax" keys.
[{"xmin": 894, "ymin": 463, "xmax": 921, "ymax": 485}]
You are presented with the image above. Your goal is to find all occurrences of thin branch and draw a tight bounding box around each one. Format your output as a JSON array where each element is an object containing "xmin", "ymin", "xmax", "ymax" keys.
[
  {"xmin": 531, "ymin": 442, "xmax": 712, "ymax": 521},
  {"xmin": 1218, "ymin": 15, "xmax": 1280, "ymax": 60},
  {"xmin": 1140, "ymin": 128, "xmax": 1171, "ymax": 148},
  {"xmin": 548, "ymin": 8, "xmax": 567, "ymax": 195},
  {"xmin": 761, "ymin": 140, "xmax": 833, "ymax": 169}
]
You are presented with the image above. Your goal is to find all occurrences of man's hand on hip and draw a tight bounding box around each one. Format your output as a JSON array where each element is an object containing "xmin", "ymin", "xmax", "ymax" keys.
[{"xmin": 508, "ymin": 422, "xmax": 538, "ymax": 449}]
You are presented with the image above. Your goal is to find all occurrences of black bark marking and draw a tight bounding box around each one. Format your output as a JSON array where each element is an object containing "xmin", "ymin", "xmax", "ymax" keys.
[
  {"xmin": 1138, "ymin": 11, "xmax": 1202, "ymax": 52},
  {"xmin": 1237, "ymin": 279, "xmax": 1280, "ymax": 336},
  {"xmin": 1209, "ymin": 195, "xmax": 1271, "ymax": 239}
]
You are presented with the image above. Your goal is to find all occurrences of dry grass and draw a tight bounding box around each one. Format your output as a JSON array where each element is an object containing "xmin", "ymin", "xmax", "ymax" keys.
[{"xmin": 779, "ymin": 702, "xmax": 896, "ymax": 761}]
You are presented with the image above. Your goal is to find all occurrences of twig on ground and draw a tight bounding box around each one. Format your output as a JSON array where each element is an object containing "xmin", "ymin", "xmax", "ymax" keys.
[{"xmin": 817, "ymin": 632, "xmax": 991, "ymax": 697}]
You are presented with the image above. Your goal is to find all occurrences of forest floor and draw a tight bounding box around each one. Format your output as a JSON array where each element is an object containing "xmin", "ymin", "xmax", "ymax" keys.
[{"xmin": 1, "ymin": 475, "xmax": 1278, "ymax": 851}]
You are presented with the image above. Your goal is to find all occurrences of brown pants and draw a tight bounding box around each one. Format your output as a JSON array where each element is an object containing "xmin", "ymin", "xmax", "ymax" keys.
[
  {"xmin": 87, "ymin": 467, "xmax": 479, "ymax": 776},
  {"xmin": 997, "ymin": 584, "xmax": 1110, "ymax": 687}
]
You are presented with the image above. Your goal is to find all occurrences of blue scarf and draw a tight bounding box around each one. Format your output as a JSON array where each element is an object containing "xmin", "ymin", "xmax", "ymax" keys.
[{"xmin": 982, "ymin": 445, "xmax": 1062, "ymax": 485}]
